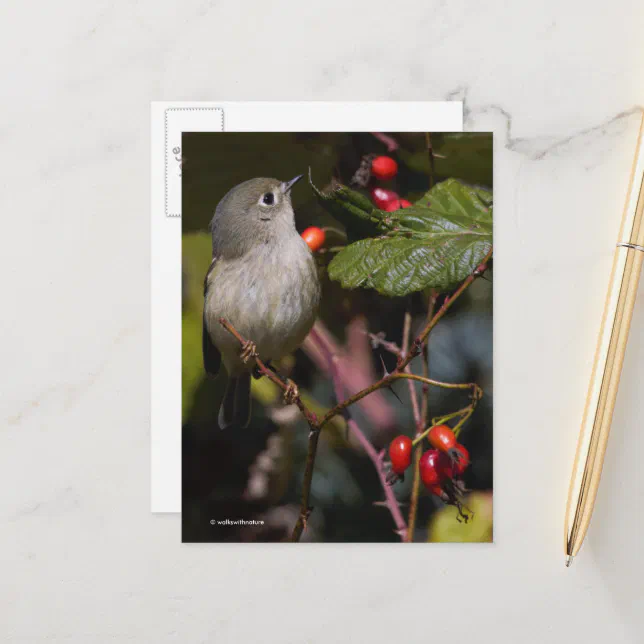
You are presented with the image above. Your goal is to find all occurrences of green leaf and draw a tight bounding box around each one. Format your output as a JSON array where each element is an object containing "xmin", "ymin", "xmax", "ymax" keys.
[{"xmin": 327, "ymin": 179, "xmax": 493, "ymax": 296}]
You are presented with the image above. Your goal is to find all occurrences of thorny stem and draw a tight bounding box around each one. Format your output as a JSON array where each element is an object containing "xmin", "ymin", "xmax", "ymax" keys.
[
  {"xmin": 290, "ymin": 427, "xmax": 320, "ymax": 542},
  {"xmin": 406, "ymin": 293, "xmax": 436, "ymax": 541},
  {"xmin": 401, "ymin": 310, "xmax": 422, "ymax": 431},
  {"xmin": 396, "ymin": 373, "xmax": 481, "ymax": 392},
  {"xmin": 420, "ymin": 294, "xmax": 436, "ymax": 427},
  {"xmin": 317, "ymin": 372, "xmax": 481, "ymax": 429},
  {"xmin": 217, "ymin": 251, "xmax": 491, "ymax": 541}
]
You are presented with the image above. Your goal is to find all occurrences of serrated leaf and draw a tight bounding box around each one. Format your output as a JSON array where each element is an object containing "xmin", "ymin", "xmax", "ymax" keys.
[
  {"xmin": 411, "ymin": 179, "xmax": 492, "ymax": 225},
  {"xmin": 327, "ymin": 179, "xmax": 492, "ymax": 296}
]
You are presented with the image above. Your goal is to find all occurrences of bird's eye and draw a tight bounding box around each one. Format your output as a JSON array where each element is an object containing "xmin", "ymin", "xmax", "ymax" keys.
[{"xmin": 262, "ymin": 193, "xmax": 274, "ymax": 205}]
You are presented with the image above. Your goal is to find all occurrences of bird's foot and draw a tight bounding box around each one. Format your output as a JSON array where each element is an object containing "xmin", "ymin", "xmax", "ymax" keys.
[
  {"xmin": 240, "ymin": 340, "xmax": 258, "ymax": 364},
  {"xmin": 283, "ymin": 380, "xmax": 299, "ymax": 406}
]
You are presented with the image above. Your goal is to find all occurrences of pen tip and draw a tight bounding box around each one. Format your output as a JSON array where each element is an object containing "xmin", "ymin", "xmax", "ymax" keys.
[{"xmin": 565, "ymin": 555, "xmax": 574, "ymax": 568}]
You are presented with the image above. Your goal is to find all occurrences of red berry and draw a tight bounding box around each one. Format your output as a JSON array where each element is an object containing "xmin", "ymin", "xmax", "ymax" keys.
[
  {"xmin": 383, "ymin": 199, "xmax": 412, "ymax": 212},
  {"xmin": 371, "ymin": 187, "xmax": 399, "ymax": 209},
  {"xmin": 419, "ymin": 449, "xmax": 442, "ymax": 489},
  {"xmin": 301, "ymin": 227, "xmax": 326, "ymax": 252},
  {"xmin": 437, "ymin": 443, "xmax": 470, "ymax": 479},
  {"xmin": 436, "ymin": 452, "xmax": 455, "ymax": 479},
  {"xmin": 389, "ymin": 435, "xmax": 413, "ymax": 474},
  {"xmin": 371, "ymin": 156, "xmax": 398, "ymax": 180},
  {"xmin": 428, "ymin": 424, "xmax": 456, "ymax": 453},
  {"xmin": 451, "ymin": 443, "xmax": 470, "ymax": 477}
]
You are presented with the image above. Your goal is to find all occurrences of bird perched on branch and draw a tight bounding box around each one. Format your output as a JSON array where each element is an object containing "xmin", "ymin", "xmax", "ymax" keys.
[{"xmin": 203, "ymin": 175, "xmax": 321, "ymax": 429}]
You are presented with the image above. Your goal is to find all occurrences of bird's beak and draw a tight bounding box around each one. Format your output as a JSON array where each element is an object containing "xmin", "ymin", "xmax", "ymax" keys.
[{"xmin": 281, "ymin": 174, "xmax": 303, "ymax": 194}]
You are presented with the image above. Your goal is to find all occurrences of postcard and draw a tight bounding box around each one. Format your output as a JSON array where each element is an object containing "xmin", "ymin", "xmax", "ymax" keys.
[
  {"xmin": 151, "ymin": 102, "xmax": 464, "ymax": 512},
  {"xmin": 181, "ymin": 130, "xmax": 492, "ymax": 542}
]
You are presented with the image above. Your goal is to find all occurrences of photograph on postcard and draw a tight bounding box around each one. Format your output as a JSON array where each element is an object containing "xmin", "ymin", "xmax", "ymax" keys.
[{"xmin": 181, "ymin": 132, "xmax": 493, "ymax": 543}]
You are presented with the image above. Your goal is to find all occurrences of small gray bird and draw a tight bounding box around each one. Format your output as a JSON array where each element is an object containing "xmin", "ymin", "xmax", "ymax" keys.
[{"xmin": 203, "ymin": 175, "xmax": 321, "ymax": 429}]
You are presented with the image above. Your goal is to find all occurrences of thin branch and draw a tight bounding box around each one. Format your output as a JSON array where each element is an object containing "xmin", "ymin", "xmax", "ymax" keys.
[
  {"xmin": 407, "ymin": 292, "xmax": 436, "ymax": 541},
  {"xmin": 368, "ymin": 332, "xmax": 402, "ymax": 357},
  {"xmin": 316, "ymin": 254, "xmax": 490, "ymax": 427},
  {"xmin": 290, "ymin": 427, "xmax": 320, "ymax": 541},
  {"xmin": 402, "ymin": 308, "xmax": 412, "ymax": 352},
  {"xmin": 370, "ymin": 132, "xmax": 399, "ymax": 152},
  {"xmin": 405, "ymin": 451, "xmax": 423, "ymax": 542},
  {"xmin": 317, "ymin": 367, "xmax": 483, "ymax": 428},
  {"xmin": 420, "ymin": 294, "xmax": 436, "ymax": 426},
  {"xmin": 394, "ymin": 373, "xmax": 481, "ymax": 393},
  {"xmin": 430, "ymin": 404, "xmax": 479, "ymax": 431},
  {"xmin": 401, "ymin": 311, "xmax": 422, "ymax": 430},
  {"xmin": 217, "ymin": 319, "xmax": 284, "ymax": 388}
]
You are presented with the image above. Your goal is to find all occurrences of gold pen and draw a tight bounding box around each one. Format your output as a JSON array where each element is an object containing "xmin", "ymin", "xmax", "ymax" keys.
[{"xmin": 565, "ymin": 114, "xmax": 644, "ymax": 567}]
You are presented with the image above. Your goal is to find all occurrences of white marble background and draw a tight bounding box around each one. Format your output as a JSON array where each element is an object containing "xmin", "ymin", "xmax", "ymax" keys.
[{"xmin": 2, "ymin": 1, "xmax": 643, "ymax": 642}]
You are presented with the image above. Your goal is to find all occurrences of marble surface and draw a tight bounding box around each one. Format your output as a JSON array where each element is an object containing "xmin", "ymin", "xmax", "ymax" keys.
[{"xmin": 2, "ymin": 1, "xmax": 644, "ymax": 642}]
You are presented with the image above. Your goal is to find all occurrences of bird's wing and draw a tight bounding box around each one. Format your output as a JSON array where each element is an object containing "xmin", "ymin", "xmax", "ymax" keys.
[{"xmin": 202, "ymin": 256, "xmax": 222, "ymax": 377}]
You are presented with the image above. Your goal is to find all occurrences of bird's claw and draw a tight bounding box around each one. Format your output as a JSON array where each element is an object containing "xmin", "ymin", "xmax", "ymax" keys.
[
  {"xmin": 240, "ymin": 340, "xmax": 258, "ymax": 364},
  {"xmin": 283, "ymin": 380, "xmax": 299, "ymax": 405}
]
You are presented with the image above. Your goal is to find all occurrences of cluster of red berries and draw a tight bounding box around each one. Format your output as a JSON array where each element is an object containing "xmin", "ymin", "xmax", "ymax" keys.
[
  {"xmin": 302, "ymin": 154, "xmax": 410, "ymax": 251},
  {"xmin": 388, "ymin": 424, "xmax": 470, "ymax": 505},
  {"xmin": 369, "ymin": 155, "xmax": 412, "ymax": 213}
]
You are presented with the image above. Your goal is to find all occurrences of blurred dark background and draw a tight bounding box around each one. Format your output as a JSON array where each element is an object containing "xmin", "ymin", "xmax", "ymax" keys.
[{"xmin": 182, "ymin": 132, "xmax": 493, "ymax": 543}]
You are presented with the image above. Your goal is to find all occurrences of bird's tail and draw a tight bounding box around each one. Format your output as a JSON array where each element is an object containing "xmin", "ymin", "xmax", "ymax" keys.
[{"xmin": 218, "ymin": 373, "xmax": 252, "ymax": 429}]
